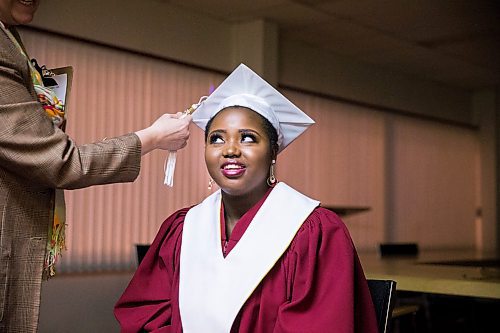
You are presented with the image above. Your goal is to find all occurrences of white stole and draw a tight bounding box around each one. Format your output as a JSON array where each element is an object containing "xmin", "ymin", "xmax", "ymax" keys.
[{"xmin": 179, "ymin": 182, "xmax": 320, "ymax": 333}]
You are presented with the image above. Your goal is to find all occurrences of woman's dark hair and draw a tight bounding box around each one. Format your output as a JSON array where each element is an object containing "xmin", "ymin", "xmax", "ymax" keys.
[{"xmin": 204, "ymin": 107, "xmax": 279, "ymax": 155}]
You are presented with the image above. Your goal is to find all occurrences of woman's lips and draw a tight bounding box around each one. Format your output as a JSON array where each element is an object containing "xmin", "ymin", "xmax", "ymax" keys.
[
  {"xmin": 221, "ymin": 163, "xmax": 246, "ymax": 178},
  {"xmin": 19, "ymin": 0, "xmax": 36, "ymax": 6}
]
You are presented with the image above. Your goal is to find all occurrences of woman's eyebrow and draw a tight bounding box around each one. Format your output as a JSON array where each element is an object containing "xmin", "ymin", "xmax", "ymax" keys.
[
  {"xmin": 208, "ymin": 128, "xmax": 261, "ymax": 136},
  {"xmin": 208, "ymin": 129, "xmax": 226, "ymax": 135},
  {"xmin": 238, "ymin": 128, "xmax": 260, "ymax": 134}
]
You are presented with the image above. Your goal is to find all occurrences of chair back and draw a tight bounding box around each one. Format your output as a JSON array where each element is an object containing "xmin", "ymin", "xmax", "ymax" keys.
[
  {"xmin": 136, "ymin": 244, "xmax": 151, "ymax": 265},
  {"xmin": 379, "ymin": 243, "xmax": 419, "ymax": 257},
  {"xmin": 367, "ymin": 279, "xmax": 397, "ymax": 333}
]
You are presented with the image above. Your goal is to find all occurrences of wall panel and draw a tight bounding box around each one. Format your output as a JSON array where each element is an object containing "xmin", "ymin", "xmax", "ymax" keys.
[
  {"xmin": 278, "ymin": 91, "xmax": 387, "ymax": 250},
  {"xmin": 21, "ymin": 29, "xmax": 221, "ymax": 271},
  {"xmin": 20, "ymin": 29, "xmax": 481, "ymax": 272},
  {"xmin": 387, "ymin": 117, "xmax": 479, "ymax": 248}
]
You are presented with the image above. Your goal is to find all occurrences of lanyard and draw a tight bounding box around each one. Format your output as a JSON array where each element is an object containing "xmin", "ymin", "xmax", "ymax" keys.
[
  {"xmin": 1, "ymin": 20, "xmax": 67, "ymax": 278},
  {"xmin": 1, "ymin": 22, "xmax": 65, "ymax": 127}
]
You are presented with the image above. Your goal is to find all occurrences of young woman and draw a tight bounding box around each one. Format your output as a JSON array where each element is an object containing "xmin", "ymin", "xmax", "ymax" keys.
[{"xmin": 115, "ymin": 64, "xmax": 378, "ymax": 333}]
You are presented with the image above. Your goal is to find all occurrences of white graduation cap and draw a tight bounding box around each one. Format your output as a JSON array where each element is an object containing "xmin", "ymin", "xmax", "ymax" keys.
[{"xmin": 193, "ymin": 63, "xmax": 315, "ymax": 153}]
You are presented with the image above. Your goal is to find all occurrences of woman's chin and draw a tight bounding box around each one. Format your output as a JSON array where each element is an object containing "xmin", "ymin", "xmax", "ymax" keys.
[
  {"xmin": 10, "ymin": 12, "xmax": 34, "ymax": 25},
  {"xmin": 219, "ymin": 181, "xmax": 269, "ymax": 198},
  {"xmin": 219, "ymin": 185, "xmax": 243, "ymax": 196},
  {"xmin": 219, "ymin": 183, "xmax": 248, "ymax": 197}
]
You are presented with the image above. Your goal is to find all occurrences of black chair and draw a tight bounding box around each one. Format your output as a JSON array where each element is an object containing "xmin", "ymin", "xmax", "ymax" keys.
[
  {"xmin": 379, "ymin": 243, "xmax": 419, "ymax": 257},
  {"xmin": 378, "ymin": 243, "xmax": 422, "ymax": 333},
  {"xmin": 367, "ymin": 279, "xmax": 397, "ymax": 333},
  {"xmin": 136, "ymin": 244, "xmax": 150, "ymax": 265}
]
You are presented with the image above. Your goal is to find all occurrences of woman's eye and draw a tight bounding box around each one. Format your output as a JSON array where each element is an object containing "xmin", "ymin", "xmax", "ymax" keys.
[
  {"xmin": 209, "ymin": 134, "xmax": 224, "ymax": 144},
  {"xmin": 241, "ymin": 133, "xmax": 257, "ymax": 143}
]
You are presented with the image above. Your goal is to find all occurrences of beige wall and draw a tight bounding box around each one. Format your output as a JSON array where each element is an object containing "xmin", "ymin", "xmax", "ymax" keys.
[
  {"xmin": 279, "ymin": 38, "xmax": 473, "ymax": 125},
  {"xmin": 32, "ymin": 0, "xmax": 232, "ymax": 72},
  {"xmin": 473, "ymin": 90, "xmax": 498, "ymax": 252},
  {"xmin": 32, "ymin": 0, "xmax": 474, "ymax": 126},
  {"xmin": 21, "ymin": 28, "xmax": 482, "ymax": 267},
  {"xmin": 39, "ymin": 272, "xmax": 131, "ymax": 333}
]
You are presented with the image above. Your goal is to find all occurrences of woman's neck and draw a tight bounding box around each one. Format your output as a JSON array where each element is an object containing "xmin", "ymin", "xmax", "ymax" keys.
[{"xmin": 221, "ymin": 185, "xmax": 271, "ymax": 236}]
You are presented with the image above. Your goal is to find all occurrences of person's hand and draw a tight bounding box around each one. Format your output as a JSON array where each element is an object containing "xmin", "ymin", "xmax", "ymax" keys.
[{"xmin": 135, "ymin": 113, "xmax": 192, "ymax": 155}]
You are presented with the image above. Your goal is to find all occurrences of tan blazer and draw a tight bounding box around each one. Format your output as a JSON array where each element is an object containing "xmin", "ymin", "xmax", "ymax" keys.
[{"xmin": 0, "ymin": 27, "xmax": 142, "ymax": 332}]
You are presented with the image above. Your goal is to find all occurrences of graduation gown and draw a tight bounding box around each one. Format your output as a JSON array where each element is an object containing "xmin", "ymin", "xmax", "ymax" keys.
[{"xmin": 114, "ymin": 186, "xmax": 377, "ymax": 333}]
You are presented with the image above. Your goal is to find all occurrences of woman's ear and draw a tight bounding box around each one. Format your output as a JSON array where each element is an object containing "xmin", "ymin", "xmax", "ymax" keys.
[{"xmin": 271, "ymin": 145, "xmax": 278, "ymax": 161}]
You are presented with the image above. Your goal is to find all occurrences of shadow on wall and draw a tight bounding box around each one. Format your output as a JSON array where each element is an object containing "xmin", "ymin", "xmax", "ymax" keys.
[{"xmin": 39, "ymin": 272, "xmax": 134, "ymax": 333}]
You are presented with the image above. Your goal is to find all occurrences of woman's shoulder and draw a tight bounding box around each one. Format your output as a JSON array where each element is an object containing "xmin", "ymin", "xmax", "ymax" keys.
[
  {"xmin": 290, "ymin": 206, "xmax": 354, "ymax": 249},
  {"xmin": 304, "ymin": 206, "xmax": 348, "ymax": 230},
  {"xmin": 278, "ymin": 184, "xmax": 349, "ymax": 234},
  {"xmin": 155, "ymin": 206, "xmax": 193, "ymax": 239},
  {"xmin": 159, "ymin": 206, "xmax": 191, "ymax": 228}
]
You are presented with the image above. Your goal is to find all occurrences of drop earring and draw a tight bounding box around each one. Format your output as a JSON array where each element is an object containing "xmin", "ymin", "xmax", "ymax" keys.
[
  {"xmin": 208, "ymin": 178, "xmax": 213, "ymax": 190},
  {"xmin": 267, "ymin": 160, "xmax": 277, "ymax": 186}
]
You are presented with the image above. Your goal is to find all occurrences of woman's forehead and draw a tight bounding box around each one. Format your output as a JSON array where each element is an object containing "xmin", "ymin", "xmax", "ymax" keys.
[{"xmin": 211, "ymin": 107, "xmax": 265, "ymax": 130}]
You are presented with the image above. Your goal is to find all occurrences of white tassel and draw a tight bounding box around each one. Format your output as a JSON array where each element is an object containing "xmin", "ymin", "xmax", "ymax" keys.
[
  {"xmin": 164, "ymin": 151, "xmax": 178, "ymax": 186},
  {"xmin": 164, "ymin": 96, "xmax": 207, "ymax": 187}
]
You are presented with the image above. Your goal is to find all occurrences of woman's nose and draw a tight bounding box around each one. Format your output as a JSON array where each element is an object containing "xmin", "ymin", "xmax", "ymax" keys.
[{"xmin": 223, "ymin": 140, "xmax": 241, "ymax": 157}]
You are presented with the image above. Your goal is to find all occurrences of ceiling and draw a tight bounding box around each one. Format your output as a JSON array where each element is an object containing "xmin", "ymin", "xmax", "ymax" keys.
[{"xmin": 163, "ymin": 0, "xmax": 499, "ymax": 90}]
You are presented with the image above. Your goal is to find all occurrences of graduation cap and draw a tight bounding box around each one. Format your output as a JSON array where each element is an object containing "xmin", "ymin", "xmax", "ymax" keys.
[{"xmin": 193, "ymin": 64, "xmax": 315, "ymax": 153}]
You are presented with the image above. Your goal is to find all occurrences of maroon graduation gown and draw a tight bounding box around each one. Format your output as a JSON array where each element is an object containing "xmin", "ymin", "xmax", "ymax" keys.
[{"xmin": 114, "ymin": 191, "xmax": 378, "ymax": 333}]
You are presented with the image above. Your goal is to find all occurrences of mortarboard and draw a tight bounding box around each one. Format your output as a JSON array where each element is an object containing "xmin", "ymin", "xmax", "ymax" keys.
[{"xmin": 193, "ymin": 63, "xmax": 315, "ymax": 153}]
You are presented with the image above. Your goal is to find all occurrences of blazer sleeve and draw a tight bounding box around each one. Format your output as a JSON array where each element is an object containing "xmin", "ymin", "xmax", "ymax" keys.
[{"xmin": 0, "ymin": 29, "xmax": 141, "ymax": 190}]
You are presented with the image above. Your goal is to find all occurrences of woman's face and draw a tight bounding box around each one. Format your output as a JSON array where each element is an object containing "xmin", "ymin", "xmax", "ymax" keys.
[
  {"xmin": 205, "ymin": 107, "xmax": 275, "ymax": 197},
  {"xmin": 0, "ymin": 0, "xmax": 39, "ymax": 26}
]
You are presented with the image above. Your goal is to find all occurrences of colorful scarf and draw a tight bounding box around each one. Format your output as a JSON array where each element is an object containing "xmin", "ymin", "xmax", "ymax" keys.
[{"xmin": 1, "ymin": 22, "xmax": 67, "ymax": 278}]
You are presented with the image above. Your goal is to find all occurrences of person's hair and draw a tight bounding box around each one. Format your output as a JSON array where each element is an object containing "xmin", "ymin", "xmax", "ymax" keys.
[{"xmin": 204, "ymin": 107, "xmax": 279, "ymax": 155}]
